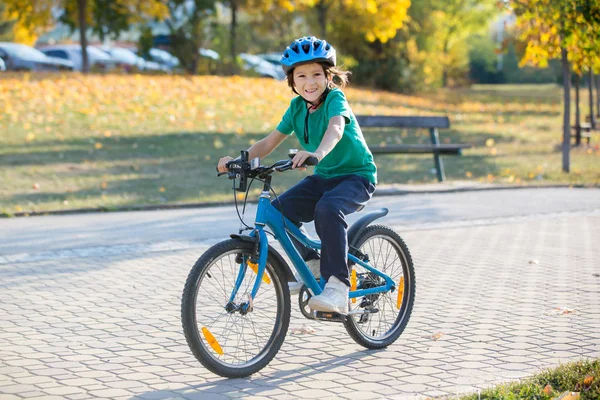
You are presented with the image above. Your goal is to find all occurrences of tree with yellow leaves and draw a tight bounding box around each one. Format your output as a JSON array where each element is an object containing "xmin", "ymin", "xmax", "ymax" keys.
[
  {"xmin": 511, "ymin": 0, "xmax": 600, "ymax": 172},
  {"xmin": 244, "ymin": 0, "xmax": 410, "ymax": 52},
  {"xmin": 245, "ymin": 0, "xmax": 300, "ymax": 49},
  {"xmin": 296, "ymin": 0, "xmax": 410, "ymax": 45},
  {"xmin": 0, "ymin": 0, "xmax": 55, "ymax": 45},
  {"xmin": 402, "ymin": 0, "xmax": 498, "ymax": 88}
]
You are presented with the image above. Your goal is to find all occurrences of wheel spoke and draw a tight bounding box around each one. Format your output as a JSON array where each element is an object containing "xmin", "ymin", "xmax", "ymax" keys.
[
  {"xmin": 344, "ymin": 227, "xmax": 414, "ymax": 348},
  {"xmin": 181, "ymin": 240, "xmax": 291, "ymax": 377}
]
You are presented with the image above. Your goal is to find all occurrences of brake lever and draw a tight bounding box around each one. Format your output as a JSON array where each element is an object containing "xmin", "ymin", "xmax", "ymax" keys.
[
  {"xmin": 274, "ymin": 160, "xmax": 293, "ymax": 172},
  {"xmin": 275, "ymin": 164, "xmax": 293, "ymax": 172}
]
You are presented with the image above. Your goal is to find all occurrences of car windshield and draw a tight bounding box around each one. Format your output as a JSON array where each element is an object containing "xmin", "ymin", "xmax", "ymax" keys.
[{"xmin": 0, "ymin": 43, "xmax": 47, "ymax": 62}]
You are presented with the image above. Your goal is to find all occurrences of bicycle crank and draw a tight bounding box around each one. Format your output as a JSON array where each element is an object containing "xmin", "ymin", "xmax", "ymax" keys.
[
  {"xmin": 312, "ymin": 308, "xmax": 378, "ymax": 323},
  {"xmin": 299, "ymin": 286, "xmax": 379, "ymax": 323}
]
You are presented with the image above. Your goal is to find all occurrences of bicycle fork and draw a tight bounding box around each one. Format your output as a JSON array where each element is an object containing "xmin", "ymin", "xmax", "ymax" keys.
[{"xmin": 226, "ymin": 228, "xmax": 270, "ymax": 315}]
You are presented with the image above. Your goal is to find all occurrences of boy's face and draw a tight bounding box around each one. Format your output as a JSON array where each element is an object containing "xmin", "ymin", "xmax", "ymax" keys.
[{"xmin": 292, "ymin": 63, "xmax": 329, "ymax": 104}]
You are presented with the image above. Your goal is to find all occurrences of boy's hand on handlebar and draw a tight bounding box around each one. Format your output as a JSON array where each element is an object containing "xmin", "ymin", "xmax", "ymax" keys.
[
  {"xmin": 291, "ymin": 151, "xmax": 318, "ymax": 170},
  {"xmin": 217, "ymin": 156, "xmax": 234, "ymax": 173}
]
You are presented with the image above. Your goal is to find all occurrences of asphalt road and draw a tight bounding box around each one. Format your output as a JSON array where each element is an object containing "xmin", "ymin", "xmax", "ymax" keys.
[{"xmin": 1, "ymin": 186, "xmax": 599, "ymax": 257}]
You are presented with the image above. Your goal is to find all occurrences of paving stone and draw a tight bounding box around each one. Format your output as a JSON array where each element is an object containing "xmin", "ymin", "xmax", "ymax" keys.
[
  {"xmin": 66, "ymin": 394, "xmax": 95, "ymax": 400},
  {"xmin": 88, "ymin": 388, "xmax": 132, "ymax": 398},
  {"xmin": 42, "ymin": 386, "xmax": 86, "ymax": 396},
  {"xmin": 338, "ymin": 391, "xmax": 387, "ymax": 400}
]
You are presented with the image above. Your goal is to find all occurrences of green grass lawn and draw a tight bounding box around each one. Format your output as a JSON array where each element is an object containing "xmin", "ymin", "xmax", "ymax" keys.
[
  {"xmin": 1, "ymin": 73, "xmax": 599, "ymax": 215},
  {"xmin": 457, "ymin": 359, "xmax": 599, "ymax": 400}
]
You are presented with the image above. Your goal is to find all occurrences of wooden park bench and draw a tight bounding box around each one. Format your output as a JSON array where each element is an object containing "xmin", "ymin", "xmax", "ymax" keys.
[
  {"xmin": 571, "ymin": 122, "xmax": 593, "ymax": 145},
  {"xmin": 357, "ymin": 115, "xmax": 472, "ymax": 182}
]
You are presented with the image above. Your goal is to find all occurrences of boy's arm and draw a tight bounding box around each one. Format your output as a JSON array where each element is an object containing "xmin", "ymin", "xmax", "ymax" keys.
[
  {"xmin": 217, "ymin": 129, "xmax": 287, "ymax": 172},
  {"xmin": 291, "ymin": 116, "xmax": 344, "ymax": 168},
  {"xmin": 248, "ymin": 129, "xmax": 288, "ymax": 160}
]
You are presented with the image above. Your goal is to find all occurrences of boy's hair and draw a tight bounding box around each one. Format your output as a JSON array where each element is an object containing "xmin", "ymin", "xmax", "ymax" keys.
[{"xmin": 286, "ymin": 62, "xmax": 351, "ymax": 91}]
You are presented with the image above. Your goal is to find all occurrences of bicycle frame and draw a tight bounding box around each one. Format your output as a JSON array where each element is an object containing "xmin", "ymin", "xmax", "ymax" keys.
[
  {"xmin": 229, "ymin": 186, "xmax": 396, "ymax": 304},
  {"xmin": 183, "ymin": 154, "xmax": 415, "ymax": 378}
]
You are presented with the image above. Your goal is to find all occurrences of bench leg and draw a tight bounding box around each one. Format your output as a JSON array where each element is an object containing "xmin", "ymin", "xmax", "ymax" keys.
[
  {"xmin": 433, "ymin": 154, "xmax": 445, "ymax": 182},
  {"xmin": 429, "ymin": 128, "xmax": 446, "ymax": 182}
]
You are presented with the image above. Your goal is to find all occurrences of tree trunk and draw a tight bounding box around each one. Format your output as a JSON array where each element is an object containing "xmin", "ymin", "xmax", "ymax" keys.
[
  {"xmin": 441, "ymin": 36, "xmax": 450, "ymax": 88},
  {"xmin": 230, "ymin": 0, "xmax": 237, "ymax": 63},
  {"xmin": 317, "ymin": 1, "xmax": 327, "ymax": 38},
  {"xmin": 596, "ymin": 73, "xmax": 600, "ymax": 118},
  {"xmin": 561, "ymin": 46, "xmax": 570, "ymax": 173},
  {"xmin": 77, "ymin": 0, "xmax": 89, "ymax": 73},
  {"xmin": 441, "ymin": 24, "xmax": 457, "ymax": 88},
  {"xmin": 575, "ymin": 74, "xmax": 581, "ymax": 146},
  {"xmin": 589, "ymin": 69, "xmax": 597, "ymax": 129},
  {"xmin": 189, "ymin": 57, "xmax": 198, "ymax": 75}
]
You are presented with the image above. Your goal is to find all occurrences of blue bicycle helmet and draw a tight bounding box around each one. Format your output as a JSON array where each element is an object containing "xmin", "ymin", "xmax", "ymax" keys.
[{"xmin": 280, "ymin": 36, "xmax": 336, "ymax": 74}]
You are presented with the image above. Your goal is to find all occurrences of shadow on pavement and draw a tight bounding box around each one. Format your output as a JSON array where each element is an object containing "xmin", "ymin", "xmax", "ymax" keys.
[{"xmin": 129, "ymin": 348, "xmax": 383, "ymax": 399}]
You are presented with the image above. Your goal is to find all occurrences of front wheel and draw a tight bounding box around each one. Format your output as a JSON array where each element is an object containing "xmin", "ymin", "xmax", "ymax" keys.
[
  {"xmin": 181, "ymin": 239, "xmax": 291, "ymax": 378},
  {"xmin": 344, "ymin": 225, "xmax": 416, "ymax": 349}
]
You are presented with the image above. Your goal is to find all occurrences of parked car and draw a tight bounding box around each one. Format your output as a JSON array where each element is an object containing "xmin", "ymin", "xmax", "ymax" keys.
[
  {"xmin": 98, "ymin": 46, "xmax": 144, "ymax": 72},
  {"xmin": 199, "ymin": 48, "xmax": 220, "ymax": 61},
  {"xmin": 96, "ymin": 46, "xmax": 165, "ymax": 73},
  {"xmin": 257, "ymin": 52, "xmax": 282, "ymax": 67},
  {"xmin": 45, "ymin": 56, "xmax": 75, "ymax": 70},
  {"xmin": 239, "ymin": 53, "xmax": 285, "ymax": 80},
  {"xmin": 141, "ymin": 59, "xmax": 167, "ymax": 73},
  {"xmin": 0, "ymin": 42, "xmax": 74, "ymax": 71},
  {"xmin": 0, "ymin": 57, "xmax": 5, "ymax": 71},
  {"xmin": 140, "ymin": 48, "xmax": 179, "ymax": 72},
  {"xmin": 38, "ymin": 44, "xmax": 119, "ymax": 72}
]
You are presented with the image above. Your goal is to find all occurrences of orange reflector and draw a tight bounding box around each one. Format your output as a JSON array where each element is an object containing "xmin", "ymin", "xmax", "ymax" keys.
[
  {"xmin": 201, "ymin": 327, "xmax": 224, "ymax": 355},
  {"xmin": 350, "ymin": 269, "xmax": 357, "ymax": 304},
  {"xmin": 396, "ymin": 277, "xmax": 404, "ymax": 309},
  {"xmin": 248, "ymin": 261, "xmax": 271, "ymax": 284}
]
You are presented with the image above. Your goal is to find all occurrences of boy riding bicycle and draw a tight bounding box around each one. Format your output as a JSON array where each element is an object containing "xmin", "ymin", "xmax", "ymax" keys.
[{"xmin": 217, "ymin": 36, "xmax": 376, "ymax": 315}]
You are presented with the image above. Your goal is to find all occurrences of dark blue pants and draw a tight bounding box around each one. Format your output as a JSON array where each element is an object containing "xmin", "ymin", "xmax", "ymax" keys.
[{"xmin": 272, "ymin": 174, "xmax": 375, "ymax": 286}]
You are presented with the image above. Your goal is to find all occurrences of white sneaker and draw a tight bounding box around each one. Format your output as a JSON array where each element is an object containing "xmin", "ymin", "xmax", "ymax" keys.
[
  {"xmin": 289, "ymin": 259, "xmax": 321, "ymax": 295},
  {"xmin": 307, "ymin": 276, "xmax": 349, "ymax": 315}
]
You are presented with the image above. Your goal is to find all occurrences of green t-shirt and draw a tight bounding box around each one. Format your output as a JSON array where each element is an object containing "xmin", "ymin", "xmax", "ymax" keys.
[{"xmin": 276, "ymin": 88, "xmax": 377, "ymax": 185}]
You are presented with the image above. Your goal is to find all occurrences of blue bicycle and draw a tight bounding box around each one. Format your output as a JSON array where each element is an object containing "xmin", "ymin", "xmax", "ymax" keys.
[{"xmin": 181, "ymin": 150, "xmax": 415, "ymax": 378}]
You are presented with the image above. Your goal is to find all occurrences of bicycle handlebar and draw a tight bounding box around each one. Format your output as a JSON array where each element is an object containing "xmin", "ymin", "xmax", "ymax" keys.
[{"xmin": 219, "ymin": 150, "xmax": 319, "ymax": 192}]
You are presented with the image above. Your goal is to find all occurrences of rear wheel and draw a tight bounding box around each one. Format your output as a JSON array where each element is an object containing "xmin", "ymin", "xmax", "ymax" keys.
[
  {"xmin": 344, "ymin": 225, "xmax": 415, "ymax": 349},
  {"xmin": 181, "ymin": 239, "xmax": 290, "ymax": 378}
]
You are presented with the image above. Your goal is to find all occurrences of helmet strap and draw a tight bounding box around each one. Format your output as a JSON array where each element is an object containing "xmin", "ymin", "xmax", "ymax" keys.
[{"xmin": 301, "ymin": 86, "xmax": 331, "ymax": 145}]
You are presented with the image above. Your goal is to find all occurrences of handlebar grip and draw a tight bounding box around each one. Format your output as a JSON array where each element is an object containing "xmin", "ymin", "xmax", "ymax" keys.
[
  {"xmin": 217, "ymin": 160, "xmax": 236, "ymax": 173},
  {"xmin": 302, "ymin": 156, "xmax": 319, "ymax": 167}
]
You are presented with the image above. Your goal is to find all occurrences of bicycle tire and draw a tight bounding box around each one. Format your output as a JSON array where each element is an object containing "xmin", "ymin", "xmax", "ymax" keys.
[
  {"xmin": 343, "ymin": 225, "xmax": 415, "ymax": 349},
  {"xmin": 181, "ymin": 239, "xmax": 291, "ymax": 378}
]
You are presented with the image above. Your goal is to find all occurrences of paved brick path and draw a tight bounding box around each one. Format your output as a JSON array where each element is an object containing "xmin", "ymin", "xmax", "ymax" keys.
[{"xmin": 1, "ymin": 210, "xmax": 599, "ymax": 399}]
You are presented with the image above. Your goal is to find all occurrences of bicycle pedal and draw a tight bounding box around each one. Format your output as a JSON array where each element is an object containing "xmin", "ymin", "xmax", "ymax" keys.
[{"xmin": 314, "ymin": 311, "xmax": 347, "ymax": 322}]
